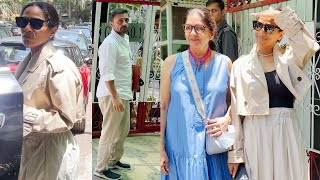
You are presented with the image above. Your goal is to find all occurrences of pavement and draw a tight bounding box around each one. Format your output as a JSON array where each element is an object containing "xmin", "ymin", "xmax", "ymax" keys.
[
  {"xmin": 74, "ymin": 92, "xmax": 92, "ymax": 180},
  {"xmin": 92, "ymin": 135, "xmax": 161, "ymax": 180}
]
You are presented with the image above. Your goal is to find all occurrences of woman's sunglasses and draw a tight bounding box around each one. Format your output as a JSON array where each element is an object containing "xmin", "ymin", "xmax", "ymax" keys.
[
  {"xmin": 252, "ymin": 20, "xmax": 282, "ymax": 34},
  {"xmin": 15, "ymin": 17, "xmax": 48, "ymax": 30}
]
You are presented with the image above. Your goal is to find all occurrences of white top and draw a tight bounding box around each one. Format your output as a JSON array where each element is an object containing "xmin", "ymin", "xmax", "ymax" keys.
[{"xmin": 96, "ymin": 29, "xmax": 133, "ymax": 100}]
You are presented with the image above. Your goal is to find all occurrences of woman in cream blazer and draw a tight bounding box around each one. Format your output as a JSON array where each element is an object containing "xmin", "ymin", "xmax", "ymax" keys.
[
  {"xmin": 15, "ymin": 2, "xmax": 82, "ymax": 180},
  {"xmin": 228, "ymin": 7, "xmax": 319, "ymax": 180}
]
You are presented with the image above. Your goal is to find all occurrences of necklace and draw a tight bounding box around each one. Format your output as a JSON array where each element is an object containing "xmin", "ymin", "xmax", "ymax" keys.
[
  {"xmin": 257, "ymin": 52, "xmax": 273, "ymax": 57},
  {"xmin": 188, "ymin": 48, "xmax": 211, "ymax": 71}
]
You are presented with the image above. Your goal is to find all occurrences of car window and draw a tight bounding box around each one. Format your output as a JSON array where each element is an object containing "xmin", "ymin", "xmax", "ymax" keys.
[
  {"xmin": 0, "ymin": 45, "xmax": 29, "ymax": 64},
  {"xmin": 68, "ymin": 47, "xmax": 77, "ymax": 66},
  {"xmin": 0, "ymin": 27, "xmax": 10, "ymax": 39},
  {"xmin": 73, "ymin": 46, "xmax": 84, "ymax": 67},
  {"xmin": 71, "ymin": 29, "xmax": 91, "ymax": 38},
  {"xmin": 56, "ymin": 46, "xmax": 83, "ymax": 67},
  {"xmin": 55, "ymin": 47, "xmax": 72, "ymax": 59},
  {"xmin": 55, "ymin": 31, "xmax": 88, "ymax": 51},
  {"xmin": 55, "ymin": 46, "xmax": 81, "ymax": 67},
  {"xmin": 0, "ymin": 52, "xmax": 6, "ymax": 67}
]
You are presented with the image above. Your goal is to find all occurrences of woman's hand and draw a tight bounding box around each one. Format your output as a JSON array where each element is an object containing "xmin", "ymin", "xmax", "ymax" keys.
[
  {"xmin": 160, "ymin": 149, "xmax": 169, "ymax": 175},
  {"xmin": 205, "ymin": 115, "xmax": 230, "ymax": 137},
  {"xmin": 228, "ymin": 163, "xmax": 240, "ymax": 178},
  {"xmin": 250, "ymin": 7, "xmax": 281, "ymax": 20}
]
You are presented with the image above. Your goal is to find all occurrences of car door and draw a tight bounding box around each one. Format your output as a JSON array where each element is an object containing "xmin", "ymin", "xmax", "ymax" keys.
[{"xmin": 0, "ymin": 63, "xmax": 23, "ymax": 179}]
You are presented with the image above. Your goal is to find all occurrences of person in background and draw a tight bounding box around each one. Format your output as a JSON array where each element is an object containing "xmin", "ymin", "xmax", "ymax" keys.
[
  {"xmin": 228, "ymin": 6, "xmax": 320, "ymax": 180},
  {"xmin": 160, "ymin": 8, "xmax": 232, "ymax": 180},
  {"xmin": 206, "ymin": 0, "xmax": 238, "ymax": 62},
  {"xmin": 15, "ymin": 2, "xmax": 82, "ymax": 179},
  {"xmin": 94, "ymin": 8, "xmax": 132, "ymax": 180}
]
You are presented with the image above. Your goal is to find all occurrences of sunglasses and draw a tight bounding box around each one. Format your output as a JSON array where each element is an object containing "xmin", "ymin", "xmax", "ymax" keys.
[
  {"xmin": 182, "ymin": 24, "xmax": 207, "ymax": 34},
  {"xmin": 252, "ymin": 20, "xmax": 282, "ymax": 34},
  {"xmin": 15, "ymin": 17, "xmax": 48, "ymax": 30}
]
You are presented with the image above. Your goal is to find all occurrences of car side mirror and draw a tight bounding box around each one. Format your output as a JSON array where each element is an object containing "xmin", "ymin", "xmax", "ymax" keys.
[
  {"xmin": 88, "ymin": 44, "xmax": 93, "ymax": 50},
  {"xmin": 84, "ymin": 57, "xmax": 92, "ymax": 65}
]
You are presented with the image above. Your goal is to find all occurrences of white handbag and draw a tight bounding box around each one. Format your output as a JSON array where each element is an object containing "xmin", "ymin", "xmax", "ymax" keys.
[{"xmin": 181, "ymin": 50, "xmax": 235, "ymax": 155}]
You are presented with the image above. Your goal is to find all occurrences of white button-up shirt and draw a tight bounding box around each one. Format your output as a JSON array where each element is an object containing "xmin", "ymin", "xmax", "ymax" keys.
[{"xmin": 96, "ymin": 29, "xmax": 133, "ymax": 100}]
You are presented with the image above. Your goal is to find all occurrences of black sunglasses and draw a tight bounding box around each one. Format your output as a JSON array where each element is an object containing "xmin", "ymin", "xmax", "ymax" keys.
[
  {"xmin": 253, "ymin": 20, "xmax": 282, "ymax": 34},
  {"xmin": 15, "ymin": 17, "xmax": 48, "ymax": 30}
]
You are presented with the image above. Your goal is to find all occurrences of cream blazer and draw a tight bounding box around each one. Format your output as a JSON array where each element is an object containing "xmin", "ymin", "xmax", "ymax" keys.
[{"xmin": 228, "ymin": 7, "xmax": 320, "ymax": 163}]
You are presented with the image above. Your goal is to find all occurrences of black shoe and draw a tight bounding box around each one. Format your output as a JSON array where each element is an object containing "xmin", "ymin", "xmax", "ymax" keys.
[
  {"xmin": 94, "ymin": 169, "xmax": 121, "ymax": 180},
  {"xmin": 110, "ymin": 161, "xmax": 131, "ymax": 170}
]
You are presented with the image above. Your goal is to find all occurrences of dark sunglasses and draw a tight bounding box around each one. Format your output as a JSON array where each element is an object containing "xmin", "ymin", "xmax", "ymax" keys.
[
  {"xmin": 15, "ymin": 17, "xmax": 48, "ymax": 30},
  {"xmin": 253, "ymin": 20, "xmax": 282, "ymax": 34}
]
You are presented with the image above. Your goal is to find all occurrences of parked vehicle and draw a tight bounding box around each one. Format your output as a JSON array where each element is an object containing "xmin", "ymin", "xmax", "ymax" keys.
[
  {"xmin": 0, "ymin": 37, "xmax": 90, "ymax": 133},
  {"xmin": 0, "ymin": 24, "xmax": 12, "ymax": 39},
  {"xmin": 0, "ymin": 37, "xmax": 29, "ymax": 72},
  {"xmin": 75, "ymin": 24, "xmax": 92, "ymax": 33},
  {"xmin": 10, "ymin": 27, "xmax": 21, "ymax": 36},
  {"xmin": 55, "ymin": 30, "xmax": 92, "ymax": 64},
  {"xmin": 69, "ymin": 27, "xmax": 92, "ymax": 45},
  {"xmin": 0, "ymin": 58, "xmax": 23, "ymax": 179}
]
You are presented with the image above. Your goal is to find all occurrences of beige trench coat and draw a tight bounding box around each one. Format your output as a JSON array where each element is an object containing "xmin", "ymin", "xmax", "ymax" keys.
[
  {"xmin": 228, "ymin": 7, "xmax": 320, "ymax": 163},
  {"xmin": 15, "ymin": 41, "xmax": 83, "ymax": 180}
]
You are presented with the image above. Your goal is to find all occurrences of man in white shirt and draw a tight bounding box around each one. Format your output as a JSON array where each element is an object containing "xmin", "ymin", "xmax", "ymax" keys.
[{"xmin": 94, "ymin": 8, "xmax": 132, "ymax": 180}]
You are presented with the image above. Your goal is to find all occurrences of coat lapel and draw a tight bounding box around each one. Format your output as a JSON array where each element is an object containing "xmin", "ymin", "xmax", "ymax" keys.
[
  {"xmin": 247, "ymin": 44, "xmax": 268, "ymax": 89},
  {"xmin": 273, "ymin": 44, "xmax": 297, "ymax": 97},
  {"xmin": 26, "ymin": 41, "xmax": 55, "ymax": 72},
  {"xmin": 14, "ymin": 52, "xmax": 31, "ymax": 80},
  {"xmin": 15, "ymin": 41, "xmax": 55, "ymax": 85}
]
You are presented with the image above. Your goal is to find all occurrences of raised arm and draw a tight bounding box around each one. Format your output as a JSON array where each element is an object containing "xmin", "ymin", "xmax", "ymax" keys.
[{"xmin": 251, "ymin": 6, "xmax": 320, "ymax": 69}]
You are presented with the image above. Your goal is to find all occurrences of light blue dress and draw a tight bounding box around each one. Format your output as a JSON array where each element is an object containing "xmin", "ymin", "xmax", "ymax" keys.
[{"xmin": 161, "ymin": 52, "xmax": 231, "ymax": 180}]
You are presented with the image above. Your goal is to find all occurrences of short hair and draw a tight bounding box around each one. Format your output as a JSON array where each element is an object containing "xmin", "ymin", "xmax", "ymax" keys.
[
  {"xmin": 21, "ymin": 2, "xmax": 59, "ymax": 29},
  {"xmin": 110, "ymin": 8, "xmax": 128, "ymax": 22},
  {"xmin": 186, "ymin": 8, "xmax": 216, "ymax": 33},
  {"xmin": 206, "ymin": 0, "xmax": 225, "ymax": 10},
  {"xmin": 186, "ymin": 8, "xmax": 217, "ymax": 50}
]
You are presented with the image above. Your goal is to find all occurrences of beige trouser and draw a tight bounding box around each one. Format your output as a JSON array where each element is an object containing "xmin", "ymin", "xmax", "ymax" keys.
[
  {"xmin": 95, "ymin": 96, "xmax": 130, "ymax": 172},
  {"xmin": 243, "ymin": 108, "xmax": 308, "ymax": 180},
  {"xmin": 19, "ymin": 131, "xmax": 79, "ymax": 180}
]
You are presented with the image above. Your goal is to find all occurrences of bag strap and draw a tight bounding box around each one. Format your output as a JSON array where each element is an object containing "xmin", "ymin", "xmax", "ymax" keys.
[{"xmin": 181, "ymin": 50, "xmax": 206, "ymax": 121}]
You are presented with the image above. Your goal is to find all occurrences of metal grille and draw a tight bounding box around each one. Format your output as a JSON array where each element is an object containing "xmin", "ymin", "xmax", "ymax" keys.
[
  {"xmin": 226, "ymin": 0, "xmax": 288, "ymax": 12},
  {"xmin": 96, "ymin": 0, "xmax": 160, "ymax": 5},
  {"xmin": 165, "ymin": 0, "xmax": 206, "ymax": 5}
]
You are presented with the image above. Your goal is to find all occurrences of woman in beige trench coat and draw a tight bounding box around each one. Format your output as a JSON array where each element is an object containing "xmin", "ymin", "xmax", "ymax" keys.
[
  {"xmin": 14, "ymin": 2, "xmax": 83, "ymax": 180},
  {"xmin": 228, "ymin": 6, "xmax": 320, "ymax": 180}
]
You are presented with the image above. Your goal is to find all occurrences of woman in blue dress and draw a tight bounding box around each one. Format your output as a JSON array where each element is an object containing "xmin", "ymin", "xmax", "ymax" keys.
[{"xmin": 160, "ymin": 8, "xmax": 232, "ymax": 180}]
